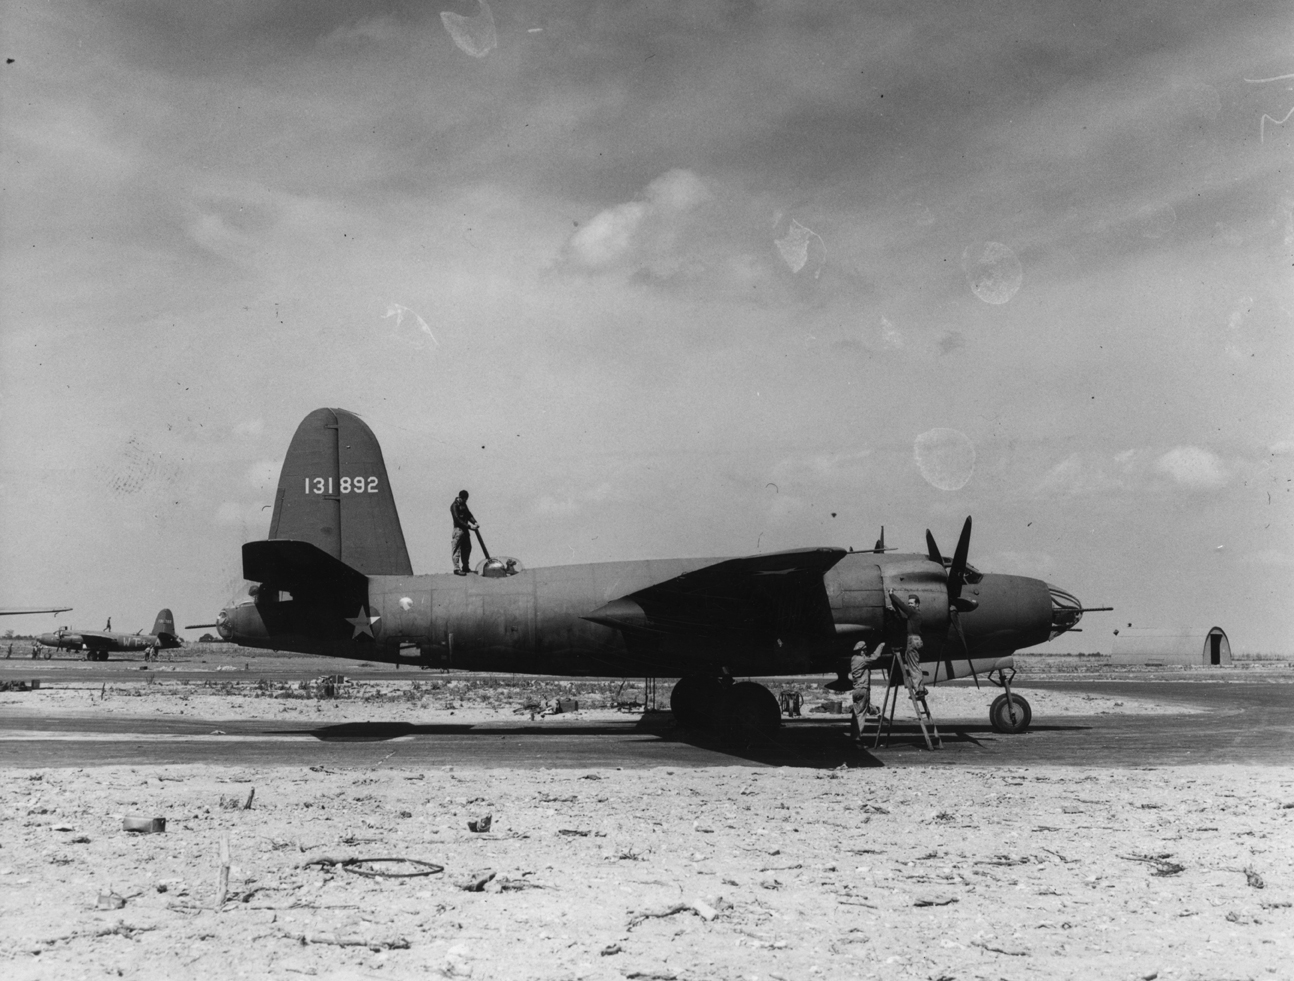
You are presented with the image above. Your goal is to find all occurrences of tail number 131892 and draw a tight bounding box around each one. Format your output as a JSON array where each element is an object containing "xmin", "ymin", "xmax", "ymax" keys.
[{"xmin": 305, "ymin": 477, "xmax": 379, "ymax": 494}]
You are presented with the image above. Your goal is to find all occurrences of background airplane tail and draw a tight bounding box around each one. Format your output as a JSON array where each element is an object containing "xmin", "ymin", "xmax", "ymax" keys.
[
  {"xmin": 266, "ymin": 408, "xmax": 413, "ymax": 576},
  {"xmin": 152, "ymin": 608, "xmax": 181, "ymax": 647}
]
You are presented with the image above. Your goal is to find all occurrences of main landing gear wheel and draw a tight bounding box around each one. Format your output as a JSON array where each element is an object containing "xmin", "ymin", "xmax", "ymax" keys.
[
  {"xmin": 670, "ymin": 676, "xmax": 722, "ymax": 729},
  {"xmin": 989, "ymin": 693, "xmax": 1032, "ymax": 734},
  {"xmin": 715, "ymin": 681, "xmax": 781, "ymax": 741}
]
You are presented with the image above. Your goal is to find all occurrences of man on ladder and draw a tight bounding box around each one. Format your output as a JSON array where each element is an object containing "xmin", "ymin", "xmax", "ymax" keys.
[
  {"xmin": 886, "ymin": 590, "xmax": 941, "ymax": 749},
  {"xmin": 887, "ymin": 591, "xmax": 928, "ymax": 697}
]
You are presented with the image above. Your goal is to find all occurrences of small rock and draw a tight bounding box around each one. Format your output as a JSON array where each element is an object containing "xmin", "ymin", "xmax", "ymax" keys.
[
  {"xmin": 456, "ymin": 870, "xmax": 497, "ymax": 892},
  {"xmin": 467, "ymin": 814, "xmax": 492, "ymax": 833}
]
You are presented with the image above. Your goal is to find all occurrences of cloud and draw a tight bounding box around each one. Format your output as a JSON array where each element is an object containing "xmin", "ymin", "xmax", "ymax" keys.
[
  {"xmin": 564, "ymin": 169, "xmax": 713, "ymax": 277},
  {"xmin": 1031, "ymin": 446, "xmax": 1238, "ymax": 497},
  {"xmin": 233, "ymin": 419, "xmax": 264, "ymax": 438},
  {"xmin": 1154, "ymin": 446, "xmax": 1228, "ymax": 490}
]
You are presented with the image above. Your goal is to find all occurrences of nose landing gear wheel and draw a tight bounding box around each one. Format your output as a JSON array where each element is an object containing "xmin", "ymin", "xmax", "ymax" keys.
[{"xmin": 989, "ymin": 693, "xmax": 1032, "ymax": 733}]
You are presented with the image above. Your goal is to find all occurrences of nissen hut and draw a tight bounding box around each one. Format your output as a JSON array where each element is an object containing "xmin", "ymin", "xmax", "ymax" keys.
[{"xmin": 1110, "ymin": 626, "xmax": 1231, "ymax": 667}]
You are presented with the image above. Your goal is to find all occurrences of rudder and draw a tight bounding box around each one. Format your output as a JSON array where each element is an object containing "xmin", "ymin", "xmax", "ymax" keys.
[{"xmin": 267, "ymin": 408, "xmax": 413, "ymax": 576}]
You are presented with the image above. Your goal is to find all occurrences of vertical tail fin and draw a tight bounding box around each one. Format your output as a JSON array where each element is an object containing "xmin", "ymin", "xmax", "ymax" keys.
[
  {"xmin": 266, "ymin": 408, "xmax": 413, "ymax": 576},
  {"xmin": 152, "ymin": 609, "xmax": 176, "ymax": 637}
]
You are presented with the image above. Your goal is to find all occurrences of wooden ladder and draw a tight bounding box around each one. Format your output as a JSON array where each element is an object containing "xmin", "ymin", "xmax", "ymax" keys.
[{"xmin": 870, "ymin": 661, "xmax": 941, "ymax": 750}]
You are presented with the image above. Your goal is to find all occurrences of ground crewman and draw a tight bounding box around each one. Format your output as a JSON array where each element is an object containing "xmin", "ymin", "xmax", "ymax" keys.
[
  {"xmin": 450, "ymin": 490, "xmax": 479, "ymax": 575},
  {"xmin": 888, "ymin": 591, "xmax": 928, "ymax": 697},
  {"xmin": 848, "ymin": 640, "xmax": 885, "ymax": 744}
]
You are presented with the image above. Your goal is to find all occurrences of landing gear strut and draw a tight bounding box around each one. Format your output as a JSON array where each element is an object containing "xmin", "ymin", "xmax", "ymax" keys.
[
  {"xmin": 987, "ymin": 664, "xmax": 1032, "ymax": 734},
  {"xmin": 669, "ymin": 676, "xmax": 781, "ymax": 740}
]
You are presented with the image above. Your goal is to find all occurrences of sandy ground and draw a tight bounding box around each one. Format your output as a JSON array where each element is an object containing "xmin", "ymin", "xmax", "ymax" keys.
[
  {"xmin": 1, "ymin": 679, "xmax": 1290, "ymax": 980},
  {"xmin": 0, "ymin": 675, "xmax": 1205, "ymax": 729}
]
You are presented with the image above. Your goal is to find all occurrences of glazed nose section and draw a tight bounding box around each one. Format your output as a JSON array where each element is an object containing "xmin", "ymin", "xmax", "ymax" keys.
[
  {"xmin": 218, "ymin": 604, "xmax": 267, "ymax": 642},
  {"xmin": 1046, "ymin": 582, "xmax": 1083, "ymax": 639},
  {"xmin": 215, "ymin": 609, "xmax": 232, "ymax": 641}
]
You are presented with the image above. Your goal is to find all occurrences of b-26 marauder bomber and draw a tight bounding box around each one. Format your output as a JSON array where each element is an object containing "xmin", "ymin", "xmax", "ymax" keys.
[
  {"xmin": 38, "ymin": 610, "xmax": 183, "ymax": 661},
  {"xmin": 200, "ymin": 408, "xmax": 1110, "ymax": 739}
]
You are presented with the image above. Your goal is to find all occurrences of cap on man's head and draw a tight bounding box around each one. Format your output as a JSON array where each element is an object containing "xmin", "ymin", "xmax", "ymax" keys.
[
  {"xmin": 459, "ymin": 489, "xmax": 469, "ymax": 499},
  {"xmin": 909, "ymin": 594, "xmax": 920, "ymax": 603}
]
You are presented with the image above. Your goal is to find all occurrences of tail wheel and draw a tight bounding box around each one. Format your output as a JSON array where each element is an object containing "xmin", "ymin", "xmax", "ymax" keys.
[
  {"xmin": 715, "ymin": 681, "xmax": 781, "ymax": 741},
  {"xmin": 989, "ymin": 693, "xmax": 1032, "ymax": 733},
  {"xmin": 670, "ymin": 676, "xmax": 721, "ymax": 728}
]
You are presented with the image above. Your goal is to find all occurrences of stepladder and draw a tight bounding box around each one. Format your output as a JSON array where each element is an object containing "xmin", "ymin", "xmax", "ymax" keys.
[{"xmin": 869, "ymin": 659, "xmax": 942, "ymax": 750}]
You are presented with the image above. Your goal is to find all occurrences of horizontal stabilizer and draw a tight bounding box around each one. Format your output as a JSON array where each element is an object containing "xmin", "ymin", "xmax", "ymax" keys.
[{"xmin": 243, "ymin": 539, "xmax": 369, "ymax": 602}]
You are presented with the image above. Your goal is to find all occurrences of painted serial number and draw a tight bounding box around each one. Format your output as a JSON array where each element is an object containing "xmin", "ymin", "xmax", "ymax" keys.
[{"xmin": 304, "ymin": 477, "xmax": 380, "ymax": 494}]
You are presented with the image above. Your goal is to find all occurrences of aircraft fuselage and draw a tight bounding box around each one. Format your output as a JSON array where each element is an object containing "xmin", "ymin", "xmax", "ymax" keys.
[{"xmin": 220, "ymin": 550, "xmax": 1057, "ymax": 678}]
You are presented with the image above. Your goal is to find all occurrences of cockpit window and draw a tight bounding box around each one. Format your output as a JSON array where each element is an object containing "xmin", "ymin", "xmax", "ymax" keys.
[
  {"xmin": 940, "ymin": 559, "xmax": 983, "ymax": 584},
  {"xmin": 478, "ymin": 556, "xmax": 523, "ymax": 578}
]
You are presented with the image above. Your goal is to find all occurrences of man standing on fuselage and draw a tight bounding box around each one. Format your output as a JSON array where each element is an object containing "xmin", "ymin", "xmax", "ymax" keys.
[{"xmin": 450, "ymin": 490, "xmax": 479, "ymax": 575}]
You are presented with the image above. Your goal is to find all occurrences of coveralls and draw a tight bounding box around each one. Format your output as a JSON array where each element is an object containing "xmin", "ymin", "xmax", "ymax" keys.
[
  {"xmin": 848, "ymin": 643, "xmax": 879, "ymax": 742},
  {"xmin": 450, "ymin": 495, "xmax": 478, "ymax": 574},
  {"xmin": 889, "ymin": 591, "xmax": 927, "ymax": 696}
]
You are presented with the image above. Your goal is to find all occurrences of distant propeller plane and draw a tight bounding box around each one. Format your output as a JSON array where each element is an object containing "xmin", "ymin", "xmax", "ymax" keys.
[
  {"xmin": 37, "ymin": 610, "xmax": 183, "ymax": 661},
  {"xmin": 198, "ymin": 408, "xmax": 1111, "ymax": 739}
]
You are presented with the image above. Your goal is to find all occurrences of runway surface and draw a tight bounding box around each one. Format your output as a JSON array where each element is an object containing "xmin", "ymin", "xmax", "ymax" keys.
[{"xmin": 1, "ymin": 681, "xmax": 1290, "ymax": 769}]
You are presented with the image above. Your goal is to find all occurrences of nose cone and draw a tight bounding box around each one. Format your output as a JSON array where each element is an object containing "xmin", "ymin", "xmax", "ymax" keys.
[{"xmin": 960, "ymin": 574, "xmax": 1053, "ymax": 653}]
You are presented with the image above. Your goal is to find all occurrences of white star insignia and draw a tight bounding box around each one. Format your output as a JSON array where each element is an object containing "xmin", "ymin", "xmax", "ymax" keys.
[{"xmin": 346, "ymin": 607, "xmax": 380, "ymax": 639}]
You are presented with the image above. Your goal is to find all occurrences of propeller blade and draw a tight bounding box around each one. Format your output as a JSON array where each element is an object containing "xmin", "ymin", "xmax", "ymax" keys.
[
  {"xmin": 948, "ymin": 516, "xmax": 972, "ymax": 599},
  {"xmin": 925, "ymin": 529, "xmax": 943, "ymax": 566},
  {"xmin": 950, "ymin": 608, "xmax": 980, "ymax": 688}
]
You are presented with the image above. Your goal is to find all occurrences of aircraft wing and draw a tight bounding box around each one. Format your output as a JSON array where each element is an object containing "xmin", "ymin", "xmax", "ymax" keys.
[
  {"xmin": 0, "ymin": 607, "xmax": 72, "ymax": 616},
  {"xmin": 76, "ymin": 633, "xmax": 117, "ymax": 650},
  {"xmin": 587, "ymin": 548, "xmax": 846, "ymax": 639}
]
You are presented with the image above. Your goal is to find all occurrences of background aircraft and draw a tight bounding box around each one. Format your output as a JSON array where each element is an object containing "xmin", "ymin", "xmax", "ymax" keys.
[
  {"xmin": 37, "ymin": 610, "xmax": 182, "ymax": 661},
  {"xmin": 204, "ymin": 408, "xmax": 1108, "ymax": 737}
]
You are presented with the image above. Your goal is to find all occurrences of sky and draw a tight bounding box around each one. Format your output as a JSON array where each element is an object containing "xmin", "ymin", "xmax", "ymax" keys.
[{"xmin": 2, "ymin": 0, "xmax": 1291, "ymax": 653}]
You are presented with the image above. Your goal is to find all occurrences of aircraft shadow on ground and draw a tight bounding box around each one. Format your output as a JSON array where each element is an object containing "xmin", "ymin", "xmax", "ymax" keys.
[{"xmin": 279, "ymin": 716, "xmax": 1092, "ymax": 770}]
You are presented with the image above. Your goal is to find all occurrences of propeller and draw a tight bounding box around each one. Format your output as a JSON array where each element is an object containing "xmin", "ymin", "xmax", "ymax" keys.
[
  {"xmin": 927, "ymin": 516, "xmax": 980, "ymax": 682},
  {"xmin": 928, "ymin": 517, "xmax": 976, "ymax": 612}
]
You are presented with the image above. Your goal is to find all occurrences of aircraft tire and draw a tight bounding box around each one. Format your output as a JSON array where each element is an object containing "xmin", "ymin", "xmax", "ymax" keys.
[
  {"xmin": 715, "ymin": 681, "xmax": 781, "ymax": 741},
  {"xmin": 670, "ymin": 676, "xmax": 721, "ymax": 728},
  {"xmin": 989, "ymin": 693, "xmax": 1032, "ymax": 733}
]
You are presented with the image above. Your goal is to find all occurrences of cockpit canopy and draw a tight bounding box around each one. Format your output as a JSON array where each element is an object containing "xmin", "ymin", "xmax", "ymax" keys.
[
  {"xmin": 939, "ymin": 558, "xmax": 984, "ymax": 584},
  {"xmin": 477, "ymin": 556, "xmax": 524, "ymax": 578}
]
